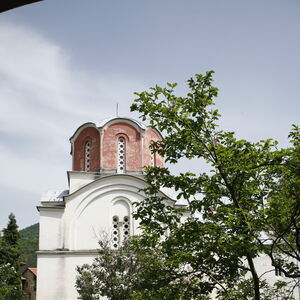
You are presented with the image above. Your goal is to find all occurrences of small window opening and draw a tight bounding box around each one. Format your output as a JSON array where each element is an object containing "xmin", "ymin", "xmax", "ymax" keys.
[
  {"xmin": 118, "ymin": 137, "xmax": 126, "ymax": 173},
  {"xmin": 85, "ymin": 142, "xmax": 91, "ymax": 171},
  {"xmin": 150, "ymin": 151, "xmax": 155, "ymax": 167},
  {"xmin": 112, "ymin": 216, "xmax": 119, "ymax": 248},
  {"xmin": 112, "ymin": 215, "xmax": 130, "ymax": 247},
  {"xmin": 275, "ymin": 267, "xmax": 283, "ymax": 277},
  {"xmin": 123, "ymin": 216, "xmax": 130, "ymax": 240}
]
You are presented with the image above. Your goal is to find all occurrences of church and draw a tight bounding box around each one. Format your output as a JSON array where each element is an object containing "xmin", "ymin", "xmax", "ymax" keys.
[
  {"xmin": 36, "ymin": 117, "xmax": 185, "ymax": 299},
  {"xmin": 36, "ymin": 116, "xmax": 298, "ymax": 300}
]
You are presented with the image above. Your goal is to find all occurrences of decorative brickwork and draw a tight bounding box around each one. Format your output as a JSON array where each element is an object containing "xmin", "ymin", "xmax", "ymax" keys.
[
  {"xmin": 71, "ymin": 118, "xmax": 164, "ymax": 173},
  {"xmin": 143, "ymin": 128, "xmax": 164, "ymax": 168},
  {"xmin": 102, "ymin": 122, "xmax": 142, "ymax": 172},
  {"xmin": 73, "ymin": 126, "xmax": 100, "ymax": 171}
]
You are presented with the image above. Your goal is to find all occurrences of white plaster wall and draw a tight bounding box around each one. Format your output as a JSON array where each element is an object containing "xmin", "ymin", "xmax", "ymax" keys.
[
  {"xmin": 68, "ymin": 172, "xmax": 96, "ymax": 194},
  {"xmin": 37, "ymin": 174, "xmax": 180, "ymax": 299},
  {"xmin": 39, "ymin": 209, "xmax": 64, "ymax": 250},
  {"xmin": 254, "ymin": 255, "xmax": 299, "ymax": 300},
  {"xmin": 62, "ymin": 175, "xmax": 154, "ymax": 250},
  {"xmin": 36, "ymin": 253, "xmax": 96, "ymax": 300}
]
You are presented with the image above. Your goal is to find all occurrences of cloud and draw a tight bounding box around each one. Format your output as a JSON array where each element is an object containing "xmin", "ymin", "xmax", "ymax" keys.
[{"xmin": 0, "ymin": 20, "xmax": 146, "ymax": 228}]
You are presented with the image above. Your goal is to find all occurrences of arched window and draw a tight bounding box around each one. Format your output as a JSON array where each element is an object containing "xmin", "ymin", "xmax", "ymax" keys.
[
  {"xmin": 150, "ymin": 140, "xmax": 156, "ymax": 167},
  {"xmin": 112, "ymin": 215, "xmax": 130, "ymax": 248},
  {"xmin": 117, "ymin": 137, "xmax": 126, "ymax": 173},
  {"xmin": 85, "ymin": 141, "xmax": 91, "ymax": 171},
  {"xmin": 150, "ymin": 151, "xmax": 155, "ymax": 167},
  {"xmin": 112, "ymin": 216, "xmax": 119, "ymax": 249},
  {"xmin": 123, "ymin": 216, "xmax": 130, "ymax": 240}
]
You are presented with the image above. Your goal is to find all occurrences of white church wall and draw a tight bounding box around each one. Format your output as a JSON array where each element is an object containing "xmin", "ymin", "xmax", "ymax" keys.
[
  {"xmin": 68, "ymin": 171, "xmax": 96, "ymax": 194},
  {"xmin": 37, "ymin": 175, "xmax": 180, "ymax": 299},
  {"xmin": 37, "ymin": 118, "xmax": 182, "ymax": 299},
  {"xmin": 36, "ymin": 252, "xmax": 97, "ymax": 300},
  {"xmin": 254, "ymin": 255, "xmax": 299, "ymax": 300},
  {"xmin": 38, "ymin": 208, "xmax": 64, "ymax": 250},
  {"xmin": 61, "ymin": 175, "xmax": 152, "ymax": 250}
]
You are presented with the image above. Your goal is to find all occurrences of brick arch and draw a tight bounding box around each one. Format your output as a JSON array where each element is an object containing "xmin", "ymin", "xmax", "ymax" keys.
[
  {"xmin": 73, "ymin": 126, "xmax": 100, "ymax": 171},
  {"xmin": 116, "ymin": 132, "xmax": 130, "ymax": 143},
  {"xmin": 102, "ymin": 123, "xmax": 142, "ymax": 171}
]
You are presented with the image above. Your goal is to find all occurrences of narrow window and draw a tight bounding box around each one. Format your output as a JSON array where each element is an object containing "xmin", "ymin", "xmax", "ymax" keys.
[
  {"xmin": 150, "ymin": 151, "xmax": 155, "ymax": 167},
  {"xmin": 118, "ymin": 137, "xmax": 126, "ymax": 173},
  {"xmin": 112, "ymin": 216, "xmax": 119, "ymax": 248},
  {"xmin": 112, "ymin": 215, "xmax": 130, "ymax": 247},
  {"xmin": 123, "ymin": 216, "xmax": 130, "ymax": 240},
  {"xmin": 85, "ymin": 142, "xmax": 91, "ymax": 171},
  {"xmin": 150, "ymin": 141, "xmax": 156, "ymax": 167},
  {"xmin": 275, "ymin": 267, "xmax": 283, "ymax": 277}
]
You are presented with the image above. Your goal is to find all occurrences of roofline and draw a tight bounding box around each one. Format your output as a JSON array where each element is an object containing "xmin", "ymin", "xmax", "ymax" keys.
[
  {"xmin": 64, "ymin": 173, "xmax": 176, "ymax": 203},
  {"xmin": 69, "ymin": 122, "xmax": 97, "ymax": 142},
  {"xmin": 147, "ymin": 126, "xmax": 164, "ymax": 140},
  {"xmin": 69, "ymin": 117, "xmax": 164, "ymax": 144},
  {"xmin": 96, "ymin": 117, "xmax": 147, "ymax": 130},
  {"xmin": 36, "ymin": 206, "xmax": 65, "ymax": 212},
  {"xmin": 22, "ymin": 267, "xmax": 37, "ymax": 276}
]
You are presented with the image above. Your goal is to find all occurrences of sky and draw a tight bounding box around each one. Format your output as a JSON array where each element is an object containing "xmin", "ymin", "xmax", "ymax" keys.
[{"xmin": 0, "ymin": 0, "xmax": 299, "ymax": 229}]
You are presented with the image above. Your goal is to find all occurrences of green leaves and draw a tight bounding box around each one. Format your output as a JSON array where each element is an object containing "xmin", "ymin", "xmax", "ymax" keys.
[
  {"xmin": 78, "ymin": 72, "xmax": 300, "ymax": 299},
  {"xmin": 131, "ymin": 72, "xmax": 300, "ymax": 299},
  {"xmin": 0, "ymin": 214, "xmax": 22, "ymax": 300}
]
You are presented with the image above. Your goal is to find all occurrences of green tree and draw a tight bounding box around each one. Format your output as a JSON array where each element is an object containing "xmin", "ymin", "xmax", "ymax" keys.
[
  {"xmin": 0, "ymin": 213, "xmax": 23, "ymax": 300},
  {"xmin": 262, "ymin": 125, "xmax": 300, "ymax": 278},
  {"xmin": 130, "ymin": 72, "xmax": 299, "ymax": 299},
  {"xmin": 76, "ymin": 237, "xmax": 145, "ymax": 300},
  {"xmin": 76, "ymin": 235, "xmax": 215, "ymax": 300}
]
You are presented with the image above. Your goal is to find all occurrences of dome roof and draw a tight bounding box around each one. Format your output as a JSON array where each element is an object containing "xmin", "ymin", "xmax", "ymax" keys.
[{"xmin": 95, "ymin": 117, "xmax": 147, "ymax": 130}]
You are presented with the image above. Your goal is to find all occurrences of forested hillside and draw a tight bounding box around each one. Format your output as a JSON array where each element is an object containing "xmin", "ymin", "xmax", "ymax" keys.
[{"xmin": 19, "ymin": 223, "xmax": 39, "ymax": 268}]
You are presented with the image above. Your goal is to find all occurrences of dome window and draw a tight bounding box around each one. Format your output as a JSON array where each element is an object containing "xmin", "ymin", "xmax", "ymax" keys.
[
  {"xmin": 85, "ymin": 142, "xmax": 91, "ymax": 171},
  {"xmin": 117, "ymin": 137, "xmax": 126, "ymax": 173},
  {"xmin": 150, "ymin": 151, "xmax": 155, "ymax": 167}
]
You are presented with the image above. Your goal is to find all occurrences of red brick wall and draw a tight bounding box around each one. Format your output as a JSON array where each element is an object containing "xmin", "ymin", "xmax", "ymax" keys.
[
  {"xmin": 71, "ymin": 121, "xmax": 163, "ymax": 172},
  {"xmin": 143, "ymin": 128, "xmax": 164, "ymax": 168},
  {"xmin": 102, "ymin": 123, "xmax": 142, "ymax": 171},
  {"xmin": 73, "ymin": 126, "xmax": 100, "ymax": 171}
]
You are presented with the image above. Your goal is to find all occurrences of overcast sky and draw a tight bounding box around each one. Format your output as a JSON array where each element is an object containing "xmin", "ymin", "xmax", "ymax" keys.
[{"xmin": 0, "ymin": 0, "xmax": 299, "ymax": 229}]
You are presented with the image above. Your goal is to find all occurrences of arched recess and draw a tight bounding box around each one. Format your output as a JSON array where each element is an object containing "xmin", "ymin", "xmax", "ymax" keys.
[
  {"xmin": 149, "ymin": 140, "xmax": 157, "ymax": 167},
  {"xmin": 84, "ymin": 139, "xmax": 91, "ymax": 171},
  {"xmin": 117, "ymin": 136, "xmax": 126, "ymax": 173},
  {"xmin": 65, "ymin": 175, "xmax": 173, "ymax": 250},
  {"xmin": 102, "ymin": 122, "xmax": 142, "ymax": 171},
  {"xmin": 143, "ymin": 128, "xmax": 164, "ymax": 168},
  {"xmin": 111, "ymin": 198, "xmax": 131, "ymax": 248},
  {"xmin": 67, "ymin": 184, "xmax": 140, "ymax": 250},
  {"xmin": 72, "ymin": 126, "xmax": 100, "ymax": 171}
]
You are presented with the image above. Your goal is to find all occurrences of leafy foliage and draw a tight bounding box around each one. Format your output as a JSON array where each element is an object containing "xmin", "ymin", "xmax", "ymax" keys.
[
  {"xmin": 218, "ymin": 279, "xmax": 295, "ymax": 300},
  {"xmin": 262, "ymin": 125, "xmax": 300, "ymax": 278},
  {"xmin": 0, "ymin": 214, "xmax": 23, "ymax": 299},
  {"xmin": 76, "ymin": 236, "xmax": 216, "ymax": 300},
  {"xmin": 130, "ymin": 72, "xmax": 299, "ymax": 299},
  {"xmin": 77, "ymin": 72, "xmax": 299, "ymax": 300},
  {"xmin": 76, "ymin": 237, "xmax": 144, "ymax": 300}
]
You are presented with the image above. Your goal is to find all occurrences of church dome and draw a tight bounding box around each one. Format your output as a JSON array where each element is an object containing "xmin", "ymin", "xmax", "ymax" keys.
[{"xmin": 69, "ymin": 117, "xmax": 163, "ymax": 173}]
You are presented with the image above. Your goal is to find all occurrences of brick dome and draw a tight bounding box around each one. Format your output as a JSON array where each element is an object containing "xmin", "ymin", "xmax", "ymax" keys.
[{"xmin": 69, "ymin": 117, "xmax": 163, "ymax": 173}]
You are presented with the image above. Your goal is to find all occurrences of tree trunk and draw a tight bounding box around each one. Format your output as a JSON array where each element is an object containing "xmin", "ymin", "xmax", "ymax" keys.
[{"xmin": 246, "ymin": 254, "xmax": 260, "ymax": 300}]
